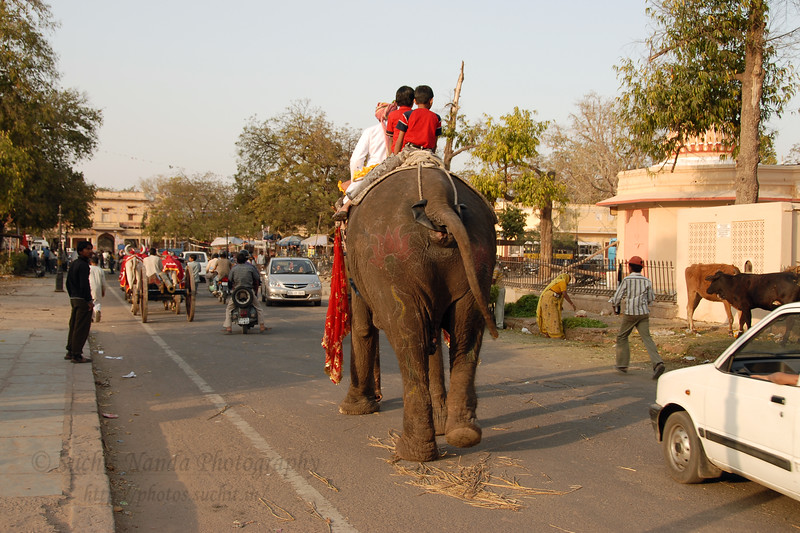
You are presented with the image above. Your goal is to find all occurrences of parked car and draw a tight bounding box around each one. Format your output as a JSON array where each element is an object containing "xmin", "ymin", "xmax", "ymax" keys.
[
  {"xmin": 650, "ymin": 302, "xmax": 800, "ymax": 501},
  {"xmin": 180, "ymin": 251, "xmax": 209, "ymax": 281},
  {"xmin": 262, "ymin": 257, "xmax": 322, "ymax": 306}
]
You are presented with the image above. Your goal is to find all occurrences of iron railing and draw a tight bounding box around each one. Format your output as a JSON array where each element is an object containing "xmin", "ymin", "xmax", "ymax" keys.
[{"xmin": 497, "ymin": 257, "xmax": 677, "ymax": 302}]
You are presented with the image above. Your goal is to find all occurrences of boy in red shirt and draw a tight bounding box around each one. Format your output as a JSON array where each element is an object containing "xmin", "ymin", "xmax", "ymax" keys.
[
  {"xmin": 393, "ymin": 85, "xmax": 441, "ymax": 154},
  {"xmin": 385, "ymin": 85, "xmax": 414, "ymax": 152}
]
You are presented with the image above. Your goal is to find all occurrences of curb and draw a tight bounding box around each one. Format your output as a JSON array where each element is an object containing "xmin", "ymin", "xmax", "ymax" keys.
[{"xmin": 66, "ymin": 340, "xmax": 114, "ymax": 532}]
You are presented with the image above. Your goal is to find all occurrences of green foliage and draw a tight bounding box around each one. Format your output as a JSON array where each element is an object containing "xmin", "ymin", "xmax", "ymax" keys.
[
  {"xmin": 0, "ymin": 0, "xmax": 101, "ymax": 237},
  {"xmin": 472, "ymin": 107, "xmax": 548, "ymax": 197},
  {"xmin": 141, "ymin": 173, "xmax": 236, "ymax": 243},
  {"xmin": 563, "ymin": 317, "xmax": 608, "ymax": 329},
  {"xmin": 489, "ymin": 284, "xmax": 499, "ymax": 304},
  {"xmin": 504, "ymin": 294, "xmax": 539, "ymax": 317},
  {"xmin": 498, "ymin": 206, "xmax": 526, "ymax": 242},
  {"xmin": 234, "ymin": 101, "xmax": 357, "ymax": 235},
  {"xmin": 0, "ymin": 253, "xmax": 28, "ymax": 275},
  {"xmin": 616, "ymin": 0, "xmax": 796, "ymax": 168}
]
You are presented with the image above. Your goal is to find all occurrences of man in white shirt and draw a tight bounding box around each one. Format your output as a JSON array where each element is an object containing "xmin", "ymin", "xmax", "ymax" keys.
[
  {"xmin": 142, "ymin": 247, "xmax": 165, "ymax": 286},
  {"xmin": 333, "ymin": 102, "xmax": 391, "ymax": 220}
]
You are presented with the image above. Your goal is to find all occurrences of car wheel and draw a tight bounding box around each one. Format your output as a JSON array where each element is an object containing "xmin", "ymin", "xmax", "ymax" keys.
[
  {"xmin": 265, "ymin": 299, "xmax": 272, "ymax": 307},
  {"xmin": 314, "ymin": 300, "xmax": 321, "ymax": 306},
  {"xmin": 662, "ymin": 411, "xmax": 706, "ymax": 484}
]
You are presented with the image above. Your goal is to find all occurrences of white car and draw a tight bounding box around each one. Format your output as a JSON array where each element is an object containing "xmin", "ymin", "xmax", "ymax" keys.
[
  {"xmin": 262, "ymin": 257, "xmax": 322, "ymax": 306},
  {"xmin": 651, "ymin": 302, "xmax": 800, "ymax": 501},
  {"xmin": 180, "ymin": 251, "xmax": 209, "ymax": 281}
]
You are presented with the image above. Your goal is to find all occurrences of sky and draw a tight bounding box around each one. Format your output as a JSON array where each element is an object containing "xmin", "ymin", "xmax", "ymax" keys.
[{"xmin": 49, "ymin": 1, "xmax": 799, "ymax": 191}]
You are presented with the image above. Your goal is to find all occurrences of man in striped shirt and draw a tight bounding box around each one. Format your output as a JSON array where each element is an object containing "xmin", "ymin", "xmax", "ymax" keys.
[{"xmin": 609, "ymin": 256, "xmax": 665, "ymax": 379}]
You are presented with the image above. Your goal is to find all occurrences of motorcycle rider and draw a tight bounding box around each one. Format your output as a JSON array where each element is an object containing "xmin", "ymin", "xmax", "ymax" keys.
[{"xmin": 223, "ymin": 251, "xmax": 267, "ymax": 334}]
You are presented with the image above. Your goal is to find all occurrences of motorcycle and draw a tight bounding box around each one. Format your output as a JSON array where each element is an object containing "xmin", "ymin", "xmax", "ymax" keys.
[
  {"xmin": 218, "ymin": 277, "xmax": 230, "ymax": 304},
  {"xmin": 230, "ymin": 287, "xmax": 258, "ymax": 334}
]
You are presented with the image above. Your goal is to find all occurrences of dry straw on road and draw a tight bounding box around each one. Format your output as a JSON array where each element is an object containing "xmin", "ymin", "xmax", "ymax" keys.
[{"xmin": 369, "ymin": 431, "xmax": 581, "ymax": 511}]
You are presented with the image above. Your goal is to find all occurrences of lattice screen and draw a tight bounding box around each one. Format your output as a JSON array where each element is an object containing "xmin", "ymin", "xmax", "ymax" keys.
[
  {"xmin": 732, "ymin": 220, "xmax": 765, "ymax": 273},
  {"xmin": 688, "ymin": 222, "xmax": 717, "ymax": 264}
]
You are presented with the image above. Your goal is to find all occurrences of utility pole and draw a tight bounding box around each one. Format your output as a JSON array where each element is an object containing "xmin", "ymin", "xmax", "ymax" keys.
[{"xmin": 55, "ymin": 205, "xmax": 64, "ymax": 292}]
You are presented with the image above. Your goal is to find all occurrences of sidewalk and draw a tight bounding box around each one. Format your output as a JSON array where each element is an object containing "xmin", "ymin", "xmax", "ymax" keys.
[{"xmin": 0, "ymin": 274, "xmax": 113, "ymax": 532}]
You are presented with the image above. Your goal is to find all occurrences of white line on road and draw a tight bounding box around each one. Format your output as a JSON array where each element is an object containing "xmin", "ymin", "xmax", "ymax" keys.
[{"xmin": 113, "ymin": 288, "xmax": 356, "ymax": 532}]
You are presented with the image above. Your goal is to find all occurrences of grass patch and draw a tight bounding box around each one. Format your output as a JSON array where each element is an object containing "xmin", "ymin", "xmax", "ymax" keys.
[
  {"xmin": 563, "ymin": 317, "xmax": 608, "ymax": 329},
  {"xmin": 504, "ymin": 294, "xmax": 539, "ymax": 318}
]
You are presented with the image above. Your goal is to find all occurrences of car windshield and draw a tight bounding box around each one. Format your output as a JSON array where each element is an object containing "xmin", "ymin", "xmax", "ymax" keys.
[
  {"xmin": 271, "ymin": 260, "xmax": 315, "ymax": 275},
  {"xmin": 723, "ymin": 313, "xmax": 800, "ymax": 375}
]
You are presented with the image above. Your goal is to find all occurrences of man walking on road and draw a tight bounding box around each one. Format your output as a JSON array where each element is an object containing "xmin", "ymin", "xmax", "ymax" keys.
[
  {"xmin": 609, "ymin": 255, "xmax": 665, "ymax": 379},
  {"xmin": 65, "ymin": 240, "xmax": 94, "ymax": 363}
]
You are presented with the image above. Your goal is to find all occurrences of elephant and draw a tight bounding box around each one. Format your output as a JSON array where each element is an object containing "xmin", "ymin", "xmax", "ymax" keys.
[{"xmin": 338, "ymin": 163, "xmax": 498, "ymax": 462}]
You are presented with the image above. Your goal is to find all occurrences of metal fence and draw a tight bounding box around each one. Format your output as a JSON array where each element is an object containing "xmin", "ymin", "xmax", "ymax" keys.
[{"xmin": 497, "ymin": 257, "xmax": 677, "ymax": 302}]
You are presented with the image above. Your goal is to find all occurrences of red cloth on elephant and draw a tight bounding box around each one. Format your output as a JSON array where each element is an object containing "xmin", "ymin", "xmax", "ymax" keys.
[{"xmin": 322, "ymin": 226, "xmax": 350, "ymax": 384}]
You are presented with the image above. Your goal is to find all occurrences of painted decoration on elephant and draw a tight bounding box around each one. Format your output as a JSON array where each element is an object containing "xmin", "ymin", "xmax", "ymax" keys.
[{"xmin": 368, "ymin": 227, "xmax": 413, "ymax": 270}]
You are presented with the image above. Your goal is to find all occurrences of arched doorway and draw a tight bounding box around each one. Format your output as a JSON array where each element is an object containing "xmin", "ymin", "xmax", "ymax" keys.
[{"xmin": 97, "ymin": 233, "xmax": 114, "ymax": 252}]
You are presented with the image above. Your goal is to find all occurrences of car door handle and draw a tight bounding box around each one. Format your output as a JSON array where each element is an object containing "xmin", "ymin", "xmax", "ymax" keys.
[{"xmin": 772, "ymin": 395, "xmax": 786, "ymax": 405}]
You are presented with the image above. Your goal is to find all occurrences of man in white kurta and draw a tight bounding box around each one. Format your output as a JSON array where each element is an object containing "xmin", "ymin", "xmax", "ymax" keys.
[{"xmin": 89, "ymin": 255, "xmax": 106, "ymax": 322}]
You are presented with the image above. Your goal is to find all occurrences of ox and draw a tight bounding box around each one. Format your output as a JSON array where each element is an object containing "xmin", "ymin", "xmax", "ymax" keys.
[
  {"xmin": 685, "ymin": 263, "xmax": 740, "ymax": 335},
  {"xmin": 705, "ymin": 271, "xmax": 800, "ymax": 335}
]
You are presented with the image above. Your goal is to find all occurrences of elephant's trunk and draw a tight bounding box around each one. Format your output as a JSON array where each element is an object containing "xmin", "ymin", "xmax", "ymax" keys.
[{"xmin": 433, "ymin": 208, "xmax": 499, "ymax": 339}]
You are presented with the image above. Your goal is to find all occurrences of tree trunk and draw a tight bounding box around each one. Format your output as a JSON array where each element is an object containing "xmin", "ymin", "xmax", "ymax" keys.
[
  {"xmin": 539, "ymin": 201, "xmax": 553, "ymax": 276},
  {"xmin": 442, "ymin": 61, "xmax": 464, "ymax": 171},
  {"xmin": 735, "ymin": 1, "xmax": 766, "ymax": 205}
]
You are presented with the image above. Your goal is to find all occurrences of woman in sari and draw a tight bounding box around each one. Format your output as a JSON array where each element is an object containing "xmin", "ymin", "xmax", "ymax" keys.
[{"xmin": 536, "ymin": 273, "xmax": 576, "ymax": 339}]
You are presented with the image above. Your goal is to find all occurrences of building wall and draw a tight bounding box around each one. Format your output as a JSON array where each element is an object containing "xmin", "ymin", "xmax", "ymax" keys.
[
  {"xmin": 68, "ymin": 191, "xmax": 148, "ymax": 251},
  {"xmin": 675, "ymin": 202, "xmax": 799, "ymax": 325}
]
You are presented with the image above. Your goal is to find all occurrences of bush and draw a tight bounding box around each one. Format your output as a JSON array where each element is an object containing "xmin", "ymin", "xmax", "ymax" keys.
[
  {"xmin": 0, "ymin": 252, "xmax": 28, "ymax": 275},
  {"xmin": 504, "ymin": 294, "xmax": 539, "ymax": 317},
  {"xmin": 489, "ymin": 285, "xmax": 499, "ymax": 304},
  {"xmin": 563, "ymin": 317, "xmax": 608, "ymax": 329}
]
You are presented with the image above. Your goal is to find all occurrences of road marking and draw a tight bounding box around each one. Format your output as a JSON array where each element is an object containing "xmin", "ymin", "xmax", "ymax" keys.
[{"xmin": 112, "ymin": 289, "xmax": 355, "ymax": 532}]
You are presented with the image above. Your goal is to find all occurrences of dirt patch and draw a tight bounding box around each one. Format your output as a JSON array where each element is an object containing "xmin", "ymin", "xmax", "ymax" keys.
[{"xmin": 504, "ymin": 314, "xmax": 736, "ymax": 368}]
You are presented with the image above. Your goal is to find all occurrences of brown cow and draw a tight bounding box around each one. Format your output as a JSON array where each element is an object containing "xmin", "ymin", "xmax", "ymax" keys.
[
  {"xmin": 685, "ymin": 263, "xmax": 740, "ymax": 335},
  {"xmin": 705, "ymin": 271, "xmax": 800, "ymax": 335}
]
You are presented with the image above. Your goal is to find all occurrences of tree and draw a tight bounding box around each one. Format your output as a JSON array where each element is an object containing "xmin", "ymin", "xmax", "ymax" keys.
[
  {"xmin": 497, "ymin": 206, "xmax": 526, "ymax": 243},
  {"xmin": 786, "ymin": 142, "xmax": 800, "ymax": 164},
  {"xmin": 470, "ymin": 107, "xmax": 568, "ymax": 266},
  {"xmin": 0, "ymin": 0, "xmax": 102, "ymax": 242},
  {"xmin": 617, "ymin": 0, "xmax": 797, "ymax": 204},
  {"xmin": 441, "ymin": 62, "xmax": 487, "ymax": 171},
  {"xmin": 234, "ymin": 101, "xmax": 356, "ymax": 235},
  {"xmin": 141, "ymin": 173, "xmax": 235, "ymax": 245},
  {"xmin": 547, "ymin": 93, "xmax": 651, "ymax": 203}
]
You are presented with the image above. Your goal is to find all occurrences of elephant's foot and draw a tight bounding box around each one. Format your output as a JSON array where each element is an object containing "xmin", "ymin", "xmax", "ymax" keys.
[
  {"xmin": 394, "ymin": 434, "xmax": 438, "ymax": 462},
  {"xmin": 339, "ymin": 393, "xmax": 380, "ymax": 415},
  {"xmin": 445, "ymin": 421, "xmax": 482, "ymax": 448}
]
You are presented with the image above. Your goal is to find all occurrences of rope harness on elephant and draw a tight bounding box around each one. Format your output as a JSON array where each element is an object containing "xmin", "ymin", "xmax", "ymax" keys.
[{"xmin": 349, "ymin": 150, "xmax": 497, "ymax": 225}]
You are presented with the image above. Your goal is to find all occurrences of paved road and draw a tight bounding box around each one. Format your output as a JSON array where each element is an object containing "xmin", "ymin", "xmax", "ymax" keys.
[{"xmin": 85, "ymin": 276, "xmax": 800, "ymax": 532}]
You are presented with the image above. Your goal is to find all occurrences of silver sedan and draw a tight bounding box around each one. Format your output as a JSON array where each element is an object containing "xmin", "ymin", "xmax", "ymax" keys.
[{"xmin": 261, "ymin": 257, "xmax": 322, "ymax": 306}]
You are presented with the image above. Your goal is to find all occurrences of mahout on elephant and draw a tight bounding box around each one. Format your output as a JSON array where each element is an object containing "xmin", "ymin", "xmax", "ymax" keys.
[{"xmin": 338, "ymin": 159, "xmax": 498, "ymax": 462}]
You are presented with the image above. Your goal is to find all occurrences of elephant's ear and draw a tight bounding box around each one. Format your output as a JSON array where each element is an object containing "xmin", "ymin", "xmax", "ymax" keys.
[{"xmin": 411, "ymin": 200, "xmax": 446, "ymax": 232}]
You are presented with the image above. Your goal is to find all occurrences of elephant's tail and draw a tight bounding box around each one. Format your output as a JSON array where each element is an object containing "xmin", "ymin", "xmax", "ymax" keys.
[{"xmin": 434, "ymin": 208, "xmax": 499, "ymax": 339}]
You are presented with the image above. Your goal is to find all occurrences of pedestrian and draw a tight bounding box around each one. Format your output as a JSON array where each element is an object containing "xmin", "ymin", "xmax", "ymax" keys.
[
  {"xmin": 65, "ymin": 241, "xmax": 94, "ymax": 363},
  {"xmin": 89, "ymin": 254, "xmax": 106, "ymax": 323},
  {"xmin": 186, "ymin": 253, "xmax": 201, "ymax": 288},
  {"xmin": 536, "ymin": 273, "xmax": 576, "ymax": 339},
  {"xmin": 609, "ymin": 255, "xmax": 665, "ymax": 379}
]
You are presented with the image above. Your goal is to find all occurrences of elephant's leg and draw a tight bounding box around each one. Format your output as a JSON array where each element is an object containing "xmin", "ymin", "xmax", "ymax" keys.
[
  {"xmin": 444, "ymin": 301, "xmax": 484, "ymax": 449},
  {"xmin": 388, "ymin": 331, "xmax": 437, "ymax": 462},
  {"xmin": 339, "ymin": 294, "xmax": 381, "ymax": 415},
  {"xmin": 429, "ymin": 330, "xmax": 447, "ymax": 436}
]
